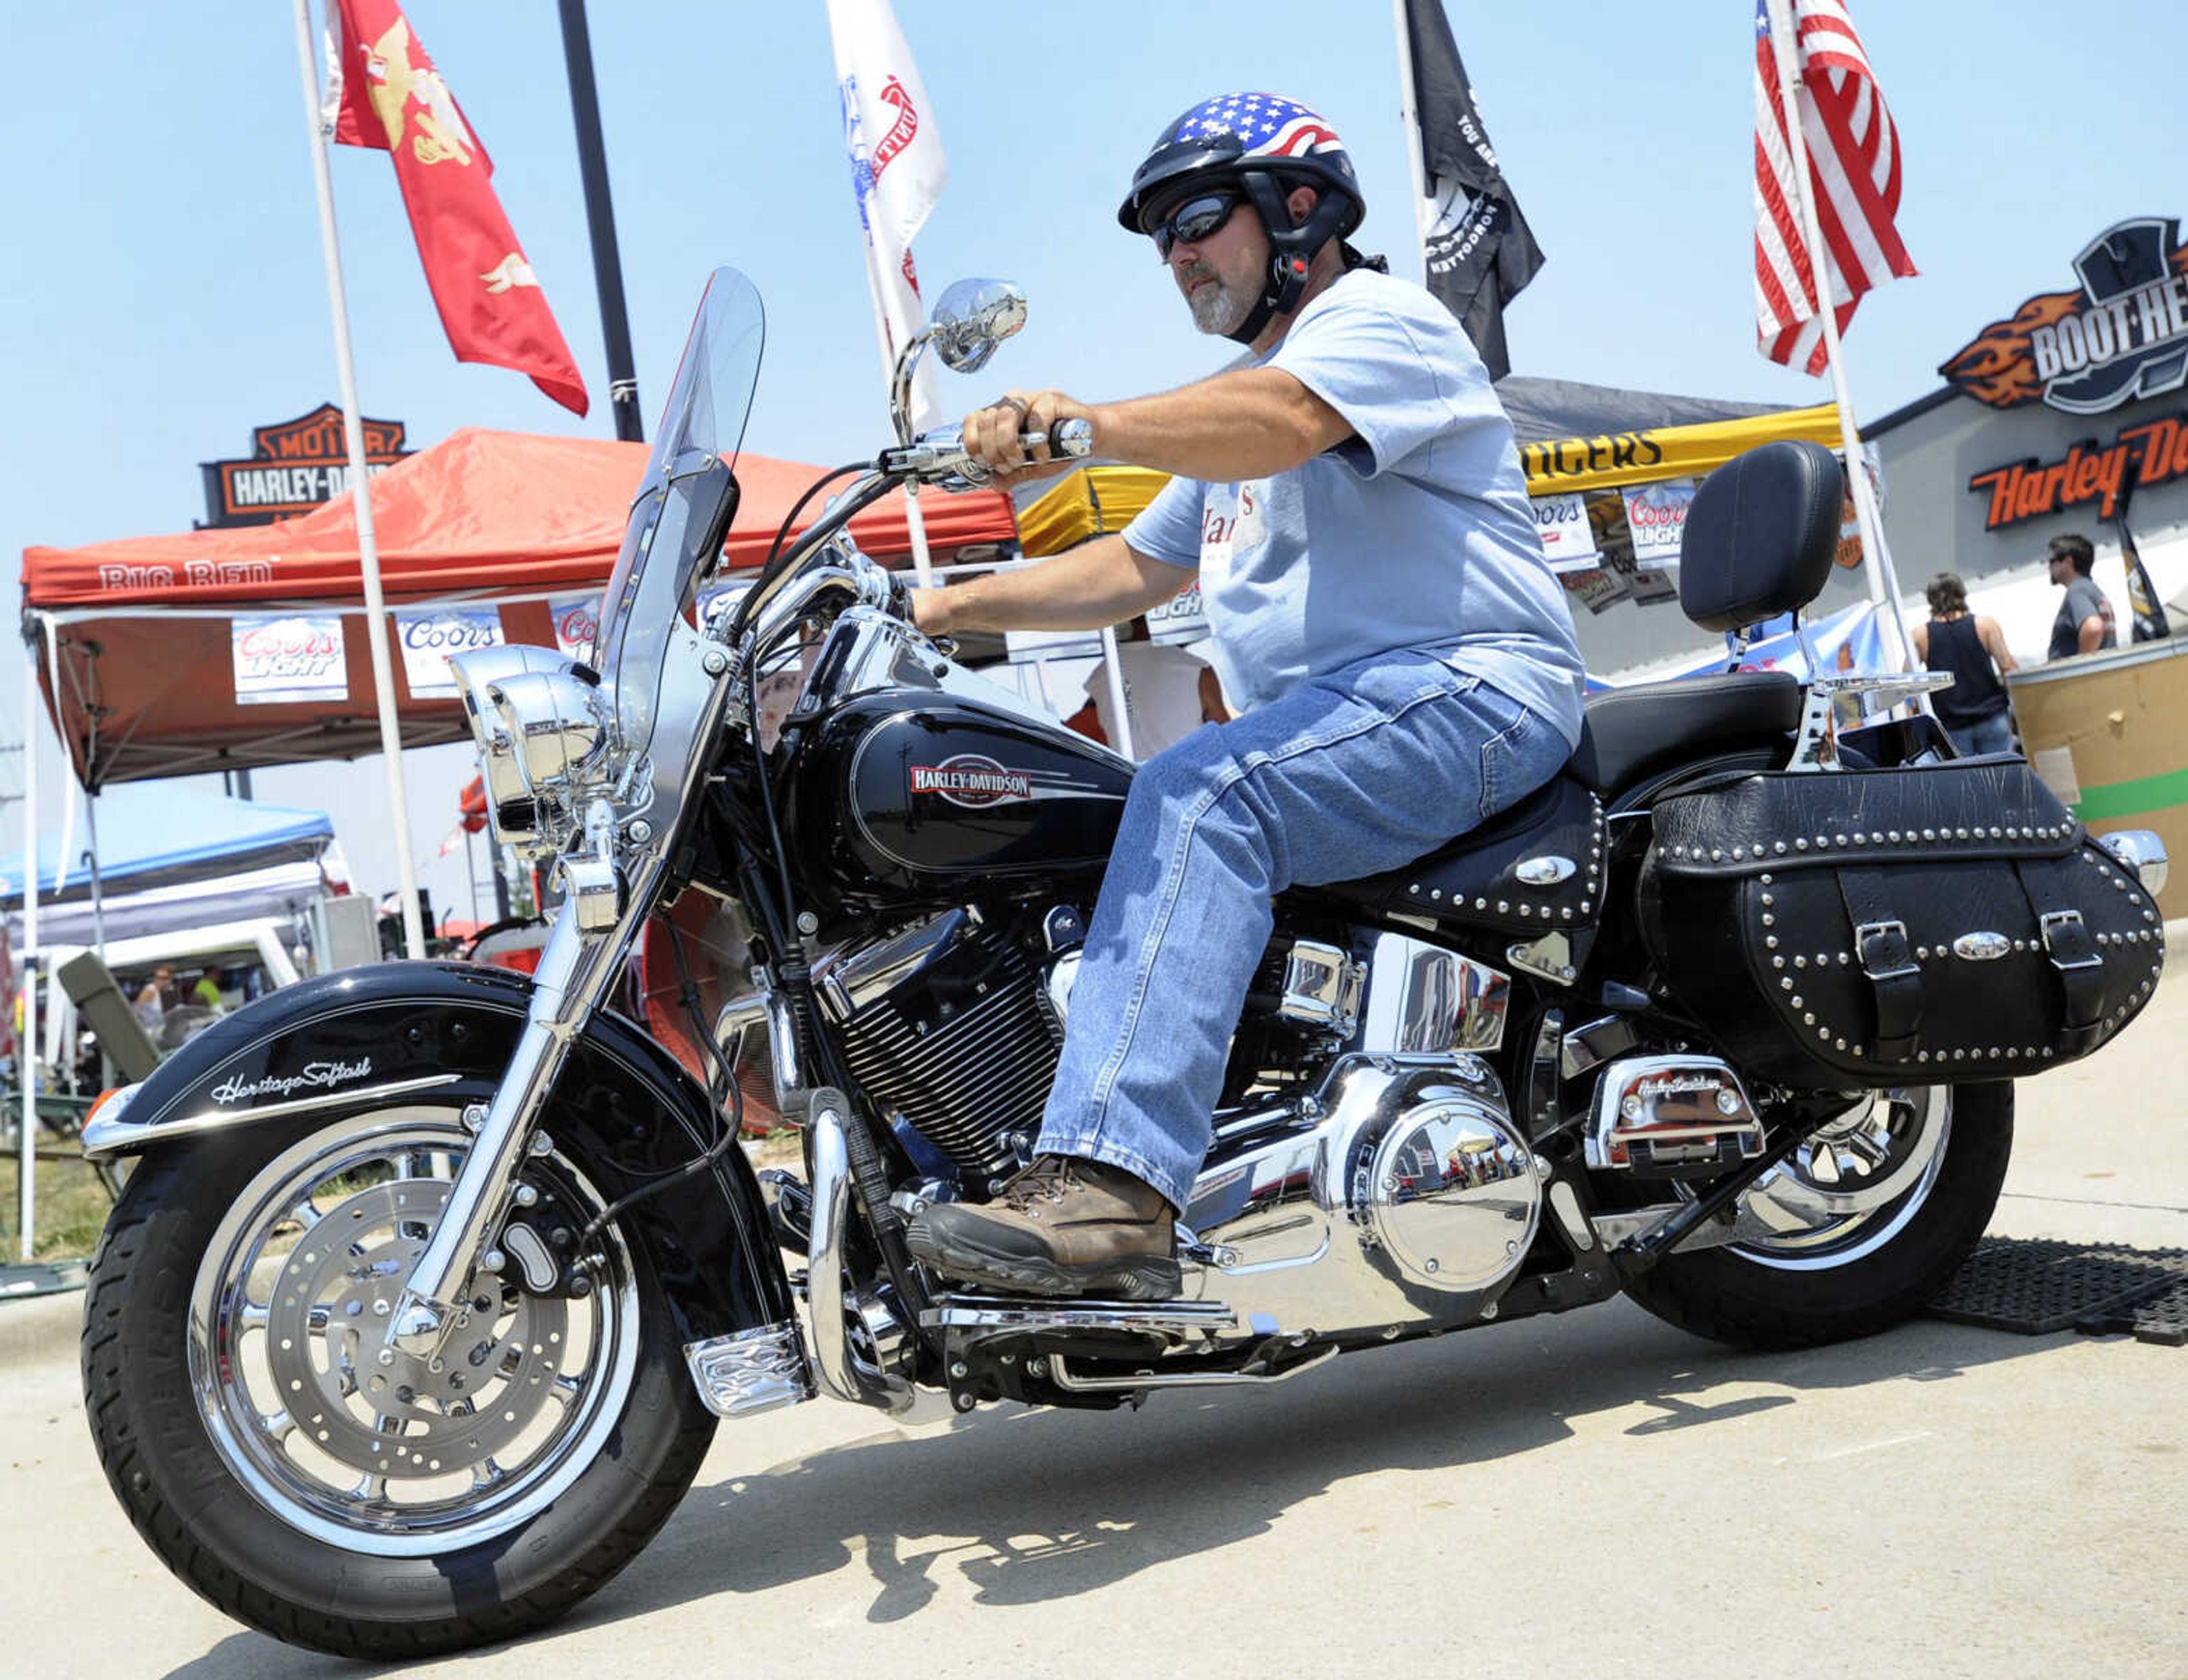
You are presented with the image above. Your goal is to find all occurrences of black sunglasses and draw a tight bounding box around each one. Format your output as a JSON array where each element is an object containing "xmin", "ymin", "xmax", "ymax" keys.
[{"xmin": 1150, "ymin": 191, "xmax": 1243, "ymax": 259}]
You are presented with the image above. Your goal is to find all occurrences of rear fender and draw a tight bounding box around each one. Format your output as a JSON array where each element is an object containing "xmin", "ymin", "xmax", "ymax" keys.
[{"xmin": 84, "ymin": 960, "xmax": 792, "ymax": 1344}]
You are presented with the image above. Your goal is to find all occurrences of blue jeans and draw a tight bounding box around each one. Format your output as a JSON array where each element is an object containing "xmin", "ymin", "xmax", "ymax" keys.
[
  {"xmin": 1945, "ymin": 711, "xmax": 2015, "ymax": 758},
  {"xmin": 1038, "ymin": 650, "xmax": 1574, "ymax": 1210}
]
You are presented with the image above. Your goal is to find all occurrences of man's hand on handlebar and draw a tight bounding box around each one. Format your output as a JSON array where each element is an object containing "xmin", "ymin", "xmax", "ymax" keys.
[
  {"xmin": 904, "ymin": 580, "xmax": 944, "ymax": 637},
  {"xmin": 966, "ymin": 389, "xmax": 1095, "ymax": 485}
]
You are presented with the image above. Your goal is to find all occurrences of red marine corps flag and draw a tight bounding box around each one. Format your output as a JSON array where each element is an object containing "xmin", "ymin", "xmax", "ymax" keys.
[{"xmin": 327, "ymin": 0, "xmax": 588, "ymax": 415}]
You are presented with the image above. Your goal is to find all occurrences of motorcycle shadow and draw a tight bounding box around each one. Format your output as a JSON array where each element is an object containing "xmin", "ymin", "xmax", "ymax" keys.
[
  {"xmin": 619, "ymin": 1298, "xmax": 2049, "ymax": 1625},
  {"xmin": 165, "ymin": 1299, "xmax": 2068, "ymax": 1674}
]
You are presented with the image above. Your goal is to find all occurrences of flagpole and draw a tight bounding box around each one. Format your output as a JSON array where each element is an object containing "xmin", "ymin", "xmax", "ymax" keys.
[
  {"xmin": 1762, "ymin": 0, "xmax": 1916, "ymax": 674},
  {"xmin": 855, "ymin": 247, "xmax": 937, "ymax": 585},
  {"xmin": 556, "ymin": 0, "xmax": 644, "ymax": 444},
  {"xmin": 1390, "ymin": 0, "xmax": 1432, "ymax": 285},
  {"xmin": 292, "ymin": 0, "xmax": 427, "ymax": 960}
]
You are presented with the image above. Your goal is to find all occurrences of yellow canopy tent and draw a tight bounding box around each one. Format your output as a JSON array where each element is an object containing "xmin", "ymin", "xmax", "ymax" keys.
[{"xmin": 1017, "ymin": 394, "xmax": 1844, "ymax": 556}]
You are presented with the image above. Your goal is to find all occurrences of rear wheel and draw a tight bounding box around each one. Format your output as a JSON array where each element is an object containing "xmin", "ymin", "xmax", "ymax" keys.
[
  {"xmin": 83, "ymin": 1106, "xmax": 716, "ymax": 1658},
  {"xmin": 1620, "ymin": 1082, "xmax": 2011, "ymax": 1350}
]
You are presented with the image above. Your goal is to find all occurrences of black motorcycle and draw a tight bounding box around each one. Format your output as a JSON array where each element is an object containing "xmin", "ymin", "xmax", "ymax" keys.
[{"xmin": 79, "ymin": 267, "xmax": 2169, "ymax": 1657}]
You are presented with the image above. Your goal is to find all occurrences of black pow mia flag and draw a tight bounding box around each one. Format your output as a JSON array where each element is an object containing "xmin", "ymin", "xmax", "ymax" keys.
[{"xmin": 1402, "ymin": 0, "xmax": 1543, "ymax": 380}]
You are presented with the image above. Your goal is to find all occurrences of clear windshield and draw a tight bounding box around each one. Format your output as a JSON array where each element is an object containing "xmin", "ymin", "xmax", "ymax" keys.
[{"xmin": 593, "ymin": 267, "xmax": 764, "ymax": 766}]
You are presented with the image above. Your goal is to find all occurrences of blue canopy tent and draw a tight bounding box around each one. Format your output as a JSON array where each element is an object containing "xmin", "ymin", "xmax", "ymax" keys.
[{"xmin": 0, "ymin": 786, "xmax": 347, "ymax": 949}]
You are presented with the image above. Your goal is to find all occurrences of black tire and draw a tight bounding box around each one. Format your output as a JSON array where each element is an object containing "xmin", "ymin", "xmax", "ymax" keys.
[
  {"xmin": 82, "ymin": 1110, "xmax": 717, "ymax": 1659},
  {"xmin": 1621, "ymin": 1082, "xmax": 2012, "ymax": 1351}
]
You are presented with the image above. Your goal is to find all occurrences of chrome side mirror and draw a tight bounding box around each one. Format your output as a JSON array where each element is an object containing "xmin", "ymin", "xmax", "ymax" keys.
[{"xmin": 927, "ymin": 278, "xmax": 1027, "ymax": 373}]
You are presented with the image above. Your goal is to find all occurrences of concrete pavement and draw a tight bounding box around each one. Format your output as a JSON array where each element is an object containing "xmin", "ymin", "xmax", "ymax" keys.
[{"xmin": 5, "ymin": 956, "xmax": 2185, "ymax": 1678}]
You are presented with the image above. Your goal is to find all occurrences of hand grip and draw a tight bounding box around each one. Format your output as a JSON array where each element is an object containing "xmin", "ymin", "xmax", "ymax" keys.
[{"xmin": 1045, "ymin": 417, "xmax": 1094, "ymax": 459}]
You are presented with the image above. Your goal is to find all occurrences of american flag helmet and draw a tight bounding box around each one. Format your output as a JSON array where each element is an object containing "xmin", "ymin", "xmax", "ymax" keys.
[{"xmin": 1116, "ymin": 92, "xmax": 1363, "ymax": 240}]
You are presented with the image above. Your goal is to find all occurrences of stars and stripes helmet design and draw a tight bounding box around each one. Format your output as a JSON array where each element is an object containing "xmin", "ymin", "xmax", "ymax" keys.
[
  {"xmin": 1117, "ymin": 93, "xmax": 1369, "ymax": 342},
  {"xmin": 1117, "ymin": 92, "xmax": 1364, "ymax": 238}
]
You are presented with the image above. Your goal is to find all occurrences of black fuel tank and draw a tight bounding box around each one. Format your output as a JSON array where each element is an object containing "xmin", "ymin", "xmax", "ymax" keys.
[{"xmin": 790, "ymin": 692, "xmax": 1132, "ymax": 910}]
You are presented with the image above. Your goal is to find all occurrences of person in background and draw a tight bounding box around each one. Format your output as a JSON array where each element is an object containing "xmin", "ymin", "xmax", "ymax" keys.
[
  {"xmin": 191, "ymin": 972, "xmax": 224, "ymax": 1011},
  {"xmin": 1083, "ymin": 619, "xmax": 1222, "ymax": 759},
  {"xmin": 2046, "ymin": 533, "xmax": 2118, "ymax": 659},
  {"xmin": 1909, "ymin": 572, "xmax": 2017, "ymax": 757},
  {"xmin": 133, "ymin": 965, "xmax": 178, "ymax": 1029}
]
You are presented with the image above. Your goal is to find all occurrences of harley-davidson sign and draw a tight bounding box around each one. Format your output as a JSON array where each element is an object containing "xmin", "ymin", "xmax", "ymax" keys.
[
  {"xmin": 1940, "ymin": 217, "xmax": 2188, "ymax": 415},
  {"xmin": 909, "ymin": 756, "xmax": 1033, "ymax": 809},
  {"xmin": 1967, "ymin": 409, "xmax": 2188, "ymax": 531},
  {"xmin": 199, "ymin": 405, "xmax": 411, "ymax": 528}
]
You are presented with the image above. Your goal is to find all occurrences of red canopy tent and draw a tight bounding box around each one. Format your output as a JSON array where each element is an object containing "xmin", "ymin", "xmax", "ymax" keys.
[{"xmin": 22, "ymin": 427, "xmax": 1016, "ymax": 788}]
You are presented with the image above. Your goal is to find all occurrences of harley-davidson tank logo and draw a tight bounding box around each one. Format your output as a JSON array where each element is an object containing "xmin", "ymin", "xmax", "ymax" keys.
[
  {"xmin": 208, "ymin": 1058, "xmax": 374, "ymax": 1106},
  {"xmin": 909, "ymin": 755, "xmax": 1034, "ymax": 809}
]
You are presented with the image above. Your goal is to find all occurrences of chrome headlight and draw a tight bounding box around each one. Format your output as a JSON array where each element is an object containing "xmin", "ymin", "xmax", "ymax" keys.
[
  {"xmin": 487, "ymin": 668, "xmax": 609, "ymax": 792},
  {"xmin": 450, "ymin": 647, "xmax": 606, "ymax": 856}
]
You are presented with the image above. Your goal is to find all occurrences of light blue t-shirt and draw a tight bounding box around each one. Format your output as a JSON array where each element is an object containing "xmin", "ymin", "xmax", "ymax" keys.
[{"xmin": 1122, "ymin": 267, "xmax": 1584, "ymax": 744}]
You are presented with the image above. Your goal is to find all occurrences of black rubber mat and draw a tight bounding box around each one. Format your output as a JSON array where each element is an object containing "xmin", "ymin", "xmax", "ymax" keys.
[
  {"xmin": 1924, "ymin": 1237, "xmax": 2188, "ymax": 1336},
  {"xmin": 2076, "ymin": 1275, "xmax": 2188, "ymax": 1347}
]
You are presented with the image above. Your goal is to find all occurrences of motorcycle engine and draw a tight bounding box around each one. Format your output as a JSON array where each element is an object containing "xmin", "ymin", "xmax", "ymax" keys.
[
  {"xmin": 815, "ymin": 907, "xmax": 1062, "ymax": 1189},
  {"xmin": 1180, "ymin": 1052, "xmax": 1544, "ymax": 1336}
]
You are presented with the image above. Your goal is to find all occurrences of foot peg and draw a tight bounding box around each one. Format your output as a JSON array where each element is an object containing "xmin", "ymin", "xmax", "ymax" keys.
[{"xmin": 920, "ymin": 1293, "xmax": 1236, "ymax": 1341}]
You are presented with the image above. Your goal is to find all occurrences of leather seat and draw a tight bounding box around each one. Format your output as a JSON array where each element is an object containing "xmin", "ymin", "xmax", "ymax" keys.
[{"xmin": 1569, "ymin": 670, "xmax": 1802, "ymax": 794}]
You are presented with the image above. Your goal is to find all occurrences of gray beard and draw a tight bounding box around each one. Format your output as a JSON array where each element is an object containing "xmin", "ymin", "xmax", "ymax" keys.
[{"xmin": 1185, "ymin": 270, "xmax": 1255, "ymax": 336}]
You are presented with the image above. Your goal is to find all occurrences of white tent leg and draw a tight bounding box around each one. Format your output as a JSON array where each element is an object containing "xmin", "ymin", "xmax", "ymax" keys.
[{"xmin": 18, "ymin": 642, "xmax": 39, "ymax": 1261}]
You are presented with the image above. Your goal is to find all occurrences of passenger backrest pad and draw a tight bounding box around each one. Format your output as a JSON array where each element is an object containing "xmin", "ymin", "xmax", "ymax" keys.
[{"xmin": 1678, "ymin": 440, "xmax": 1843, "ymax": 633}]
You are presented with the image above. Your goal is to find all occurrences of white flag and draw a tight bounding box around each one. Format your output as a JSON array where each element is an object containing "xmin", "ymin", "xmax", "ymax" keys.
[{"xmin": 827, "ymin": 0, "xmax": 948, "ymax": 432}]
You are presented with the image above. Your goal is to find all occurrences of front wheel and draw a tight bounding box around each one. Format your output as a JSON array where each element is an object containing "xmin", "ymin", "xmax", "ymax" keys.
[
  {"xmin": 82, "ymin": 1106, "xmax": 717, "ymax": 1658},
  {"xmin": 1621, "ymin": 1082, "xmax": 2013, "ymax": 1351}
]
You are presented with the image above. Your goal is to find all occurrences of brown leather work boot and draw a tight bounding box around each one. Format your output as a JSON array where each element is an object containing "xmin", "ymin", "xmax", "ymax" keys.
[{"xmin": 904, "ymin": 1156, "xmax": 1181, "ymax": 1300}]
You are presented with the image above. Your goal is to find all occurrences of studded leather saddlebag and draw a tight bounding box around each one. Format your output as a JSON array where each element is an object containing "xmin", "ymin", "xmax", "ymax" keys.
[{"xmin": 1636, "ymin": 760, "xmax": 2166, "ymax": 1088}]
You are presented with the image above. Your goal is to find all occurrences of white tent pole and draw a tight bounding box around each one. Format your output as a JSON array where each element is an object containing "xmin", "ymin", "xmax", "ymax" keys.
[
  {"xmin": 53, "ymin": 769, "xmax": 77, "ymax": 942},
  {"xmin": 1097, "ymin": 626, "xmax": 1136, "ymax": 761},
  {"xmin": 463, "ymin": 825, "xmax": 480, "ymax": 925},
  {"xmin": 84, "ymin": 792, "xmax": 106, "ymax": 961},
  {"xmin": 291, "ymin": 0, "xmax": 426, "ymax": 958},
  {"xmin": 1390, "ymin": 0, "xmax": 1432, "ymax": 286},
  {"xmin": 18, "ymin": 639, "xmax": 39, "ymax": 1260},
  {"xmin": 1762, "ymin": 0, "xmax": 1916, "ymax": 674}
]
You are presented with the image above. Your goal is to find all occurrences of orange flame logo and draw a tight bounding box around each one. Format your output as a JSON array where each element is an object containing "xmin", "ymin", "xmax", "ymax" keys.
[{"xmin": 1937, "ymin": 289, "xmax": 2081, "ymax": 407}]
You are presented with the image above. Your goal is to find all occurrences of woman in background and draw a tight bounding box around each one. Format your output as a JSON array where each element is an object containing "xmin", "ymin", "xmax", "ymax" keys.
[{"xmin": 1909, "ymin": 572, "xmax": 2018, "ymax": 757}]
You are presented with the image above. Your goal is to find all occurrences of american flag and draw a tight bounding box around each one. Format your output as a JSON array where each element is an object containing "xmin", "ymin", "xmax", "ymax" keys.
[{"xmin": 1753, "ymin": 0, "xmax": 1916, "ymax": 374}]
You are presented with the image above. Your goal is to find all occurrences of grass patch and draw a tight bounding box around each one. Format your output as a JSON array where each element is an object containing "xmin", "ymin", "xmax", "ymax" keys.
[{"xmin": 0, "ymin": 1151, "xmax": 119, "ymax": 1263}]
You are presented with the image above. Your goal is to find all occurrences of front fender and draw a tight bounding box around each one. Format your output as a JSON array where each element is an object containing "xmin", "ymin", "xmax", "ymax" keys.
[{"xmin": 85, "ymin": 959, "xmax": 793, "ymax": 1345}]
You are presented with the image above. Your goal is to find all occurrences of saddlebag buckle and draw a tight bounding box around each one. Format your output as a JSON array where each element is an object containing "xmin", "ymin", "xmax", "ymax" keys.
[
  {"xmin": 1853, "ymin": 919, "xmax": 1919, "ymax": 984},
  {"xmin": 2039, "ymin": 908, "xmax": 2103, "ymax": 973}
]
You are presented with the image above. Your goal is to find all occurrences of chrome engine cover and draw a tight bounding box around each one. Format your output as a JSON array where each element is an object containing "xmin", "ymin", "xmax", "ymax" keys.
[{"xmin": 1178, "ymin": 1053, "xmax": 1542, "ymax": 1338}]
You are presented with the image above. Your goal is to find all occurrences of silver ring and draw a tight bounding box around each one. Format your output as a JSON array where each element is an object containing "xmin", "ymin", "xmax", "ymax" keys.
[{"xmin": 991, "ymin": 394, "xmax": 1028, "ymax": 417}]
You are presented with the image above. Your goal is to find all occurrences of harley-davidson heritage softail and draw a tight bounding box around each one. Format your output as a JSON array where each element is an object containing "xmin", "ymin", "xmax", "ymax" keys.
[{"xmin": 81, "ymin": 268, "xmax": 2169, "ymax": 1657}]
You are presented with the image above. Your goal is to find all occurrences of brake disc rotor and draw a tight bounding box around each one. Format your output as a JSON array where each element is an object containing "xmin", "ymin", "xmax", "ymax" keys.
[{"xmin": 262, "ymin": 1179, "xmax": 572, "ymax": 1481}]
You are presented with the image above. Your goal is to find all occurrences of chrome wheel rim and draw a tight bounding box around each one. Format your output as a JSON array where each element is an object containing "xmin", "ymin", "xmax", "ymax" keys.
[
  {"xmin": 187, "ymin": 1110, "xmax": 640, "ymax": 1557},
  {"xmin": 1728, "ymin": 1086, "xmax": 1954, "ymax": 1269}
]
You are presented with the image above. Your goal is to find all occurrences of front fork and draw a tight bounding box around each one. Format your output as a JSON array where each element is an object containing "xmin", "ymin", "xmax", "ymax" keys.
[{"xmin": 383, "ymin": 904, "xmax": 625, "ymax": 1353}]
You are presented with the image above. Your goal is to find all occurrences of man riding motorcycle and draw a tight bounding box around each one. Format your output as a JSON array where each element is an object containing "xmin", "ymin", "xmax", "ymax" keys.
[{"xmin": 905, "ymin": 92, "xmax": 1586, "ymax": 1299}]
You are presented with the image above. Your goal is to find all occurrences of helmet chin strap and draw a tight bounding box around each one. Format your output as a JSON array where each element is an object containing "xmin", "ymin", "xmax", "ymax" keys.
[{"xmin": 1222, "ymin": 172, "xmax": 1356, "ymax": 346}]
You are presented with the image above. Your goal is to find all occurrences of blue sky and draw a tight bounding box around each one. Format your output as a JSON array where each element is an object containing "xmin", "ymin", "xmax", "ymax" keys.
[{"xmin": 3, "ymin": 1, "xmax": 2185, "ymax": 914}]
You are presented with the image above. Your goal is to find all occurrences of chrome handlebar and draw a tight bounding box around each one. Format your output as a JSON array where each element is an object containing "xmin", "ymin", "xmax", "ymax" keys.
[
  {"xmin": 880, "ymin": 417, "xmax": 1094, "ymax": 488},
  {"xmin": 714, "ymin": 417, "xmax": 1093, "ymax": 696}
]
